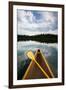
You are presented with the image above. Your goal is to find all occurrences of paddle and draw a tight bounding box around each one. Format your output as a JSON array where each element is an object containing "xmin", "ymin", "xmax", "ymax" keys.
[{"xmin": 26, "ymin": 51, "xmax": 50, "ymax": 78}]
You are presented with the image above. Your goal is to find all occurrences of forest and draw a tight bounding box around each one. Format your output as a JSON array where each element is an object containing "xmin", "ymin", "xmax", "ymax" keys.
[{"xmin": 17, "ymin": 34, "xmax": 58, "ymax": 43}]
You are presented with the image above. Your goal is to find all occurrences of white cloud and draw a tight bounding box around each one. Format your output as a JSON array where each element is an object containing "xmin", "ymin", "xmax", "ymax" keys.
[{"xmin": 17, "ymin": 10, "xmax": 58, "ymax": 35}]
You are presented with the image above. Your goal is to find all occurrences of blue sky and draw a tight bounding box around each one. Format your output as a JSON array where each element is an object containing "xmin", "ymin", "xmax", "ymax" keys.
[{"xmin": 17, "ymin": 9, "xmax": 58, "ymax": 35}]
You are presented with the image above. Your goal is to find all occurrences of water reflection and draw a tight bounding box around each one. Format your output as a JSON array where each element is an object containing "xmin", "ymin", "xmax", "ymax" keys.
[{"xmin": 17, "ymin": 41, "xmax": 58, "ymax": 80}]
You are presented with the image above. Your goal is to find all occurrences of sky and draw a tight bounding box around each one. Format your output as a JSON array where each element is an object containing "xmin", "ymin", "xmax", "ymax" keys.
[{"xmin": 17, "ymin": 9, "xmax": 58, "ymax": 36}]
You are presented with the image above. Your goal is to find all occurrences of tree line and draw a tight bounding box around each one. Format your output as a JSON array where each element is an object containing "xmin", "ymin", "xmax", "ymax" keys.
[{"xmin": 17, "ymin": 34, "xmax": 58, "ymax": 43}]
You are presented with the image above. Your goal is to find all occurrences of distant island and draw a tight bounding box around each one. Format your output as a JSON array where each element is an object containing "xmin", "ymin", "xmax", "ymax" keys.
[{"xmin": 17, "ymin": 34, "xmax": 58, "ymax": 43}]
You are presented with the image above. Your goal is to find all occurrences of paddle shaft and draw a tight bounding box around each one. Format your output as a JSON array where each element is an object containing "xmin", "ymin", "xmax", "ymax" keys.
[{"xmin": 34, "ymin": 59, "xmax": 50, "ymax": 78}]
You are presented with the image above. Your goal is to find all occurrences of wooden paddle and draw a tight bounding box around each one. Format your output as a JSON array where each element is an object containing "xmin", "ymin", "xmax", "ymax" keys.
[{"xmin": 26, "ymin": 51, "xmax": 50, "ymax": 78}]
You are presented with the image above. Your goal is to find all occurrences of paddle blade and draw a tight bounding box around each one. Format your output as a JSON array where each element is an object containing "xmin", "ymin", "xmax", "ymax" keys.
[{"xmin": 26, "ymin": 51, "xmax": 35, "ymax": 60}]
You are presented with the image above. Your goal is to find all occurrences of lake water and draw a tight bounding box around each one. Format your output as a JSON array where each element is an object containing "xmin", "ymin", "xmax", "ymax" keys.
[{"xmin": 17, "ymin": 41, "xmax": 58, "ymax": 80}]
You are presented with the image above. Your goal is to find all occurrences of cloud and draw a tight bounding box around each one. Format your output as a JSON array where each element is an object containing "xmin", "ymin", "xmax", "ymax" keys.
[{"xmin": 17, "ymin": 10, "xmax": 58, "ymax": 35}]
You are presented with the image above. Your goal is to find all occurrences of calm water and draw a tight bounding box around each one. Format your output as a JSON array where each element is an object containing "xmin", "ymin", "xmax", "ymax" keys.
[{"xmin": 17, "ymin": 41, "xmax": 58, "ymax": 80}]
